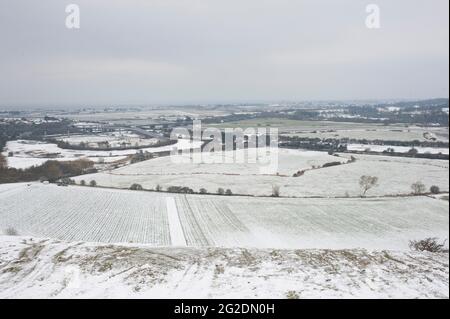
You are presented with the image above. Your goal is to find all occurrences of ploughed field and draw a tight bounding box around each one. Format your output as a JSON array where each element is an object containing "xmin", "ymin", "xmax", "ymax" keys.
[{"xmin": 0, "ymin": 183, "xmax": 447, "ymax": 250}]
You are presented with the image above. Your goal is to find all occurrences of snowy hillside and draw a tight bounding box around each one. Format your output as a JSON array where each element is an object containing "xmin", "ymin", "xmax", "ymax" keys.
[{"xmin": 0, "ymin": 236, "xmax": 448, "ymax": 299}]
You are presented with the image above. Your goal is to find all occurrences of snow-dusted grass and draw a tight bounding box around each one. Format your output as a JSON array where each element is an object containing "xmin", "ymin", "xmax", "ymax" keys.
[
  {"xmin": 0, "ymin": 184, "xmax": 447, "ymax": 250},
  {"xmin": 282, "ymin": 126, "xmax": 449, "ymax": 142},
  {"xmin": 347, "ymin": 144, "xmax": 449, "ymax": 155},
  {"xmin": 2, "ymin": 139, "xmax": 199, "ymax": 169},
  {"xmin": 73, "ymin": 150, "xmax": 449, "ymax": 197},
  {"xmin": 100, "ymin": 148, "xmax": 345, "ymax": 176},
  {"xmin": 0, "ymin": 184, "xmax": 170, "ymax": 245},
  {"xmin": 0, "ymin": 236, "xmax": 448, "ymax": 298},
  {"xmin": 57, "ymin": 132, "xmax": 159, "ymax": 148}
]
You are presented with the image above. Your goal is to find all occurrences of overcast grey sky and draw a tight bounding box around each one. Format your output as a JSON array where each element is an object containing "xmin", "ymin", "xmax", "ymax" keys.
[{"xmin": 0, "ymin": 0, "xmax": 448, "ymax": 107}]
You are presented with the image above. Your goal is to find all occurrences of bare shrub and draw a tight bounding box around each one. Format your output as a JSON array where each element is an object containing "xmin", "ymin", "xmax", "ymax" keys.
[
  {"xmin": 286, "ymin": 291, "xmax": 300, "ymax": 299},
  {"xmin": 5, "ymin": 227, "xmax": 18, "ymax": 236},
  {"xmin": 272, "ymin": 185, "xmax": 280, "ymax": 197},
  {"xmin": 411, "ymin": 181, "xmax": 426, "ymax": 195},
  {"xmin": 409, "ymin": 238, "xmax": 447, "ymax": 253},
  {"xmin": 130, "ymin": 184, "xmax": 143, "ymax": 191}
]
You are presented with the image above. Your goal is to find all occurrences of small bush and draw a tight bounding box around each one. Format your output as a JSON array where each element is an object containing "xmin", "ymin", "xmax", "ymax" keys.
[
  {"xmin": 272, "ymin": 185, "xmax": 280, "ymax": 197},
  {"xmin": 155, "ymin": 184, "xmax": 163, "ymax": 192},
  {"xmin": 5, "ymin": 227, "xmax": 18, "ymax": 236},
  {"xmin": 411, "ymin": 181, "xmax": 426, "ymax": 195},
  {"xmin": 130, "ymin": 184, "xmax": 143, "ymax": 191},
  {"xmin": 89, "ymin": 180, "xmax": 97, "ymax": 187},
  {"xmin": 80, "ymin": 180, "xmax": 86, "ymax": 186},
  {"xmin": 199, "ymin": 188, "xmax": 208, "ymax": 194},
  {"xmin": 322, "ymin": 161, "xmax": 342, "ymax": 168},
  {"xmin": 430, "ymin": 185, "xmax": 440, "ymax": 194},
  {"xmin": 217, "ymin": 188, "xmax": 225, "ymax": 195},
  {"xmin": 225, "ymin": 189, "xmax": 233, "ymax": 196},
  {"xmin": 167, "ymin": 186, "xmax": 194, "ymax": 194},
  {"xmin": 409, "ymin": 238, "xmax": 447, "ymax": 253}
]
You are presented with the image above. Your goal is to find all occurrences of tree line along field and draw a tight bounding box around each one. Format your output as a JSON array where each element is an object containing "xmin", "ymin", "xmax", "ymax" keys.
[
  {"xmin": 0, "ymin": 183, "xmax": 447, "ymax": 250},
  {"xmin": 72, "ymin": 149, "xmax": 449, "ymax": 197}
]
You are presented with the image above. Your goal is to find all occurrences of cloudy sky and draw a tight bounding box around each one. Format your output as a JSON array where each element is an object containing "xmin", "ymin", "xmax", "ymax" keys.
[{"xmin": 0, "ymin": 0, "xmax": 448, "ymax": 107}]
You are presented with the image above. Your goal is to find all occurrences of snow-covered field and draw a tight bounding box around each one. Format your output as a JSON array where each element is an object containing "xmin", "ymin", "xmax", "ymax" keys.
[
  {"xmin": 0, "ymin": 236, "xmax": 447, "ymax": 298},
  {"xmin": 57, "ymin": 132, "xmax": 159, "ymax": 148},
  {"xmin": 73, "ymin": 151, "xmax": 449, "ymax": 197},
  {"xmin": 93, "ymin": 148, "xmax": 347, "ymax": 176},
  {"xmin": 0, "ymin": 184, "xmax": 447, "ymax": 250},
  {"xmin": 282, "ymin": 127, "xmax": 449, "ymax": 142},
  {"xmin": 347, "ymin": 144, "xmax": 449, "ymax": 155},
  {"xmin": 2, "ymin": 139, "xmax": 200, "ymax": 169}
]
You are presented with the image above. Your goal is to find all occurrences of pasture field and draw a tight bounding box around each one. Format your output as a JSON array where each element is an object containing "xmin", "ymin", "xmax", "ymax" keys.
[
  {"xmin": 282, "ymin": 126, "xmax": 449, "ymax": 142},
  {"xmin": 2, "ymin": 139, "xmax": 199, "ymax": 169},
  {"xmin": 58, "ymin": 132, "xmax": 159, "ymax": 148},
  {"xmin": 347, "ymin": 144, "xmax": 449, "ymax": 155},
  {"xmin": 73, "ymin": 150, "xmax": 449, "ymax": 197},
  {"xmin": 0, "ymin": 184, "xmax": 447, "ymax": 250},
  {"xmin": 208, "ymin": 118, "xmax": 388, "ymax": 130}
]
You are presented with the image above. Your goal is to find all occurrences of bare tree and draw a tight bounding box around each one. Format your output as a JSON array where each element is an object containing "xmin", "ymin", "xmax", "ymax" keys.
[
  {"xmin": 272, "ymin": 185, "xmax": 281, "ymax": 197},
  {"xmin": 411, "ymin": 181, "xmax": 426, "ymax": 195},
  {"xmin": 4, "ymin": 227, "xmax": 18, "ymax": 236},
  {"xmin": 359, "ymin": 175, "xmax": 378, "ymax": 197}
]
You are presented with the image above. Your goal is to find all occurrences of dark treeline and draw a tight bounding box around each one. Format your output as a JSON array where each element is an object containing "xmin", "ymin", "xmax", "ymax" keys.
[
  {"xmin": 202, "ymin": 98, "xmax": 449, "ymax": 126},
  {"xmin": 280, "ymin": 136, "xmax": 449, "ymax": 149},
  {"xmin": 0, "ymin": 157, "xmax": 95, "ymax": 184},
  {"xmin": 49, "ymin": 138, "xmax": 177, "ymax": 152},
  {"xmin": 0, "ymin": 119, "xmax": 82, "ymax": 151}
]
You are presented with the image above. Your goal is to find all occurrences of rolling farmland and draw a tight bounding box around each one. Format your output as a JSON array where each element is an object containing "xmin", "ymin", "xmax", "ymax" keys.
[
  {"xmin": 0, "ymin": 184, "xmax": 447, "ymax": 250},
  {"xmin": 73, "ymin": 150, "xmax": 449, "ymax": 197}
]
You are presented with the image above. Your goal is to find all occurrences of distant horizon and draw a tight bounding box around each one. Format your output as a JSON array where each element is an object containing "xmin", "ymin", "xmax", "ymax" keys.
[{"xmin": 1, "ymin": 97, "xmax": 449, "ymax": 112}]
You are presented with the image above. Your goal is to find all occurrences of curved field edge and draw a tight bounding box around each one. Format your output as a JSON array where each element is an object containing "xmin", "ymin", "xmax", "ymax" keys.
[
  {"xmin": 72, "ymin": 152, "xmax": 449, "ymax": 197},
  {"xmin": 0, "ymin": 236, "xmax": 448, "ymax": 298}
]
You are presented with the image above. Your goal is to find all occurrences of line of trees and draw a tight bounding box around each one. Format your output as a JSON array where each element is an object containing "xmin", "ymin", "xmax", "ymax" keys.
[{"xmin": 0, "ymin": 158, "xmax": 95, "ymax": 184}]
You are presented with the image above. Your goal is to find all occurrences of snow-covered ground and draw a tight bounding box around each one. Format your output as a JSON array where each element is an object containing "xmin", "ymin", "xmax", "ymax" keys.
[
  {"xmin": 73, "ymin": 151, "xmax": 449, "ymax": 197},
  {"xmin": 0, "ymin": 236, "xmax": 447, "ymax": 298},
  {"xmin": 2, "ymin": 139, "xmax": 200, "ymax": 169},
  {"xmin": 347, "ymin": 144, "xmax": 449, "ymax": 155},
  {"xmin": 282, "ymin": 127, "xmax": 449, "ymax": 142},
  {"xmin": 0, "ymin": 184, "xmax": 447, "ymax": 250}
]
